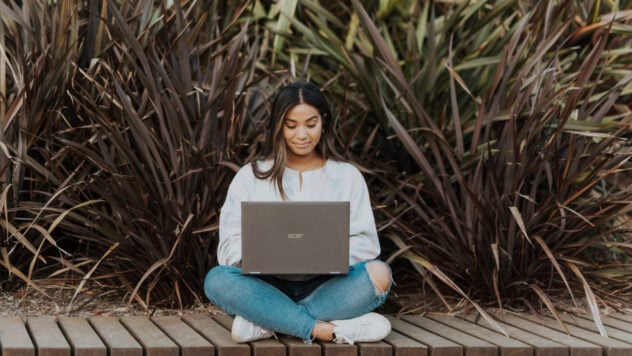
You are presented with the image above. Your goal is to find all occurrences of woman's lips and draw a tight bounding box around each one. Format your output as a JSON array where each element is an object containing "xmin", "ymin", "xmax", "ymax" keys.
[{"xmin": 294, "ymin": 142, "xmax": 310, "ymax": 149}]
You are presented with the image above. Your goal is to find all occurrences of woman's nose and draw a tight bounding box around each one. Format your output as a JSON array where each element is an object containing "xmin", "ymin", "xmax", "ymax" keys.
[{"xmin": 296, "ymin": 126, "xmax": 308, "ymax": 138}]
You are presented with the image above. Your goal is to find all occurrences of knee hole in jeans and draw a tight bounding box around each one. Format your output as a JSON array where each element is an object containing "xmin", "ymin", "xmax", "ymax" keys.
[{"xmin": 365, "ymin": 261, "xmax": 392, "ymax": 295}]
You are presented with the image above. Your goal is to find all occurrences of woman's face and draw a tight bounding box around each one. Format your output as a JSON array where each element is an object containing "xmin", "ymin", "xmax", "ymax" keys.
[{"xmin": 282, "ymin": 103, "xmax": 323, "ymax": 160}]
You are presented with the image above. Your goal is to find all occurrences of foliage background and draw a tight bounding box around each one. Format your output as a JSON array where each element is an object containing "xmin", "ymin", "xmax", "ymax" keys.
[{"xmin": 1, "ymin": 0, "xmax": 631, "ymax": 316}]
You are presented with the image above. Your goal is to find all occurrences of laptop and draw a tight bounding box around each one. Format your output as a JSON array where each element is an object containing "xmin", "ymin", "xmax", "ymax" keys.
[{"xmin": 241, "ymin": 201, "xmax": 350, "ymax": 275}]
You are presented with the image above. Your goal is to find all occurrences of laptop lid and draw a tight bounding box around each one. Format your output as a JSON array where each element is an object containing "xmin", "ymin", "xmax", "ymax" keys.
[{"xmin": 241, "ymin": 201, "xmax": 350, "ymax": 275}]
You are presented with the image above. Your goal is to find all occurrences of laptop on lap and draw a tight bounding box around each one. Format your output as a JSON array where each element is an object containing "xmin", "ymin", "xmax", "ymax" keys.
[{"xmin": 241, "ymin": 201, "xmax": 350, "ymax": 275}]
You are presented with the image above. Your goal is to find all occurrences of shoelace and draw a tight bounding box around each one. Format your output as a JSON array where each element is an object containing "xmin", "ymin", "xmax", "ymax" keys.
[{"xmin": 333, "ymin": 332, "xmax": 354, "ymax": 345}]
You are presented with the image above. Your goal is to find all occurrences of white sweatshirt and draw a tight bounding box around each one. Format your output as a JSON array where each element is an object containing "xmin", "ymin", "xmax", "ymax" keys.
[{"xmin": 217, "ymin": 159, "xmax": 381, "ymax": 267}]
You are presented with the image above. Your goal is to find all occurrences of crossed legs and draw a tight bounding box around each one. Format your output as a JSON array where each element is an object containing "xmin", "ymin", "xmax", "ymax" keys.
[{"xmin": 204, "ymin": 260, "xmax": 392, "ymax": 341}]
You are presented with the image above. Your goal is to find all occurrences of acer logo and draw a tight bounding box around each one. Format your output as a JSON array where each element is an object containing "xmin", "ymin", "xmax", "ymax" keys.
[{"xmin": 287, "ymin": 233, "xmax": 304, "ymax": 239}]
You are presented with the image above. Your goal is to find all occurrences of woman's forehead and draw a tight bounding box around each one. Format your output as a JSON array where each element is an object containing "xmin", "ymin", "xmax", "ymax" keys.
[{"xmin": 285, "ymin": 103, "xmax": 320, "ymax": 121}]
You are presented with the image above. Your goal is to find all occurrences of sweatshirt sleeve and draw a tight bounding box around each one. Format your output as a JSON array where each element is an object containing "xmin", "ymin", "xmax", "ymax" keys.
[
  {"xmin": 217, "ymin": 166, "xmax": 250, "ymax": 266},
  {"xmin": 348, "ymin": 167, "xmax": 381, "ymax": 265}
]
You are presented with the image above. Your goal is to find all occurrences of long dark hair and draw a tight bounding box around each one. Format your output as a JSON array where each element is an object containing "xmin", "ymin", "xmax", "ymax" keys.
[{"xmin": 252, "ymin": 81, "xmax": 344, "ymax": 199}]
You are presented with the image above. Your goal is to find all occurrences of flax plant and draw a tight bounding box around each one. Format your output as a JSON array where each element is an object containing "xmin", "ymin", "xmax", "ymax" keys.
[
  {"xmin": 0, "ymin": 0, "xmax": 268, "ymax": 308},
  {"xmin": 264, "ymin": 0, "xmax": 632, "ymax": 321}
]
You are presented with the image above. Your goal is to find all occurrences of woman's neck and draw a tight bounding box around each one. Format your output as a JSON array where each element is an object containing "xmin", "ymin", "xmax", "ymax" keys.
[{"xmin": 286, "ymin": 154, "xmax": 325, "ymax": 172}]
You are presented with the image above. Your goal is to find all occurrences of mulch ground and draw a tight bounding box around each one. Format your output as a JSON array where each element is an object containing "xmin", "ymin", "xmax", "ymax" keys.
[
  {"xmin": 2, "ymin": 280, "xmax": 630, "ymax": 319},
  {"xmin": 0, "ymin": 283, "xmax": 455, "ymax": 318},
  {"xmin": 0, "ymin": 284, "xmax": 220, "ymax": 318}
]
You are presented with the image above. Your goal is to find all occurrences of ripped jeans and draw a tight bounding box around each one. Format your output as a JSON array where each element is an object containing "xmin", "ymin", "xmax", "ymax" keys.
[{"xmin": 204, "ymin": 260, "xmax": 391, "ymax": 341}]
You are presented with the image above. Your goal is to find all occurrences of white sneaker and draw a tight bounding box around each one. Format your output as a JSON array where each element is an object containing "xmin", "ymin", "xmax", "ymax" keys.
[
  {"xmin": 331, "ymin": 313, "xmax": 391, "ymax": 345},
  {"xmin": 231, "ymin": 315, "xmax": 275, "ymax": 343}
]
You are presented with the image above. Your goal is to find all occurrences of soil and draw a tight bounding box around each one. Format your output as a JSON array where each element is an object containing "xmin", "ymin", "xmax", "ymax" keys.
[
  {"xmin": 0, "ymin": 283, "xmax": 222, "ymax": 318},
  {"xmin": 0, "ymin": 283, "xmax": 454, "ymax": 318},
  {"xmin": 2, "ymin": 281, "xmax": 630, "ymax": 319}
]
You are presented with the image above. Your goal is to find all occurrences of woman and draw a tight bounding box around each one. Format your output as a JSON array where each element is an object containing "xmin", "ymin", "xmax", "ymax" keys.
[{"xmin": 204, "ymin": 81, "xmax": 392, "ymax": 344}]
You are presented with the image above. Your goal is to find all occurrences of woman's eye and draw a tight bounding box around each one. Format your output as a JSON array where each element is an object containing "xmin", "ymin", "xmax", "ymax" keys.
[
  {"xmin": 285, "ymin": 124, "xmax": 296, "ymax": 129},
  {"xmin": 307, "ymin": 125, "xmax": 317, "ymax": 129}
]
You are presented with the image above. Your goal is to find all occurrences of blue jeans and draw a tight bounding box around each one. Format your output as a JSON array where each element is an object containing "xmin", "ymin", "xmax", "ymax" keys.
[{"xmin": 204, "ymin": 260, "xmax": 391, "ymax": 341}]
